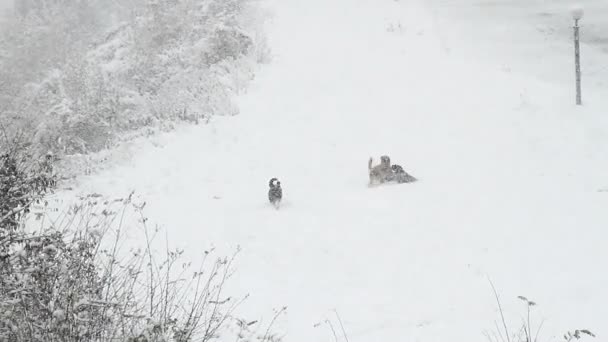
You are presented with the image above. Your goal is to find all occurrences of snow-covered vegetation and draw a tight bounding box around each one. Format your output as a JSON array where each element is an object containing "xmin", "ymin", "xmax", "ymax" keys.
[
  {"xmin": 0, "ymin": 0, "xmax": 267, "ymax": 162},
  {"xmin": 1, "ymin": 193, "xmax": 277, "ymax": 341},
  {"xmin": 0, "ymin": 141, "xmax": 278, "ymax": 341},
  {"xmin": 1, "ymin": 1, "xmax": 275, "ymax": 340}
]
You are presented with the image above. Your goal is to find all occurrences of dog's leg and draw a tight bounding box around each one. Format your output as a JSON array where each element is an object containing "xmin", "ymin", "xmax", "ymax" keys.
[{"xmin": 368, "ymin": 175, "xmax": 377, "ymax": 187}]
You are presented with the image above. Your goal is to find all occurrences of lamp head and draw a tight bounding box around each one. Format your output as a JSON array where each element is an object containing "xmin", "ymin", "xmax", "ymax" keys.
[{"xmin": 571, "ymin": 5, "xmax": 584, "ymax": 20}]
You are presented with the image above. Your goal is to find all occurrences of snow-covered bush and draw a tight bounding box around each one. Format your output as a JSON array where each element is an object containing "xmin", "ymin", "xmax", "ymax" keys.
[
  {"xmin": 1, "ymin": 194, "xmax": 279, "ymax": 341},
  {"xmin": 0, "ymin": 132, "xmax": 280, "ymax": 341},
  {"xmin": 0, "ymin": 230, "xmax": 104, "ymax": 341},
  {"xmin": 0, "ymin": 136, "xmax": 55, "ymax": 231},
  {"xmin": 0, "ymin": 0, "xmax": 263, "ymax": 157}
]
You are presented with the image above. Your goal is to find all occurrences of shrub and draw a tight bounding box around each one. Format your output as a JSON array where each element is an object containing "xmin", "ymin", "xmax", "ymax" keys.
[
  {"xmin": 1, "ymin": 193, "xmax": 281, "ymax": 341},
  {"xmin": 0, "ymin": 139, "xmax": 282, "ymax": 341},
  {"xmin": 0, "ymin": 0, "xmax": 261, "ymax": 162},
  {"xmin": 0, "ymin": 133, "xmax": 55, "ymax": 231}
]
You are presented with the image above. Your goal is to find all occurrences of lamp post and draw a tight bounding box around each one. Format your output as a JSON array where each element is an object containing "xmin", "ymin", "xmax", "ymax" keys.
[{"xmin": 571, "ymin": 6, "xmax": 584, "ymax": 105}]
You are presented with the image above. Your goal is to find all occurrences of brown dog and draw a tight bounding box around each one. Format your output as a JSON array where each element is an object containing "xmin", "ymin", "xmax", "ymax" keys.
[{"xmin": 368, "ymin": 155, "xmax": 392, "ymax": 186}]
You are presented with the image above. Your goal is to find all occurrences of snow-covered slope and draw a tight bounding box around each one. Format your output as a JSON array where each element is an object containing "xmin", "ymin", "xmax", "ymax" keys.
[{"xmin": 47, "ymin": 0, "xmax": 608, "ymax": 340}]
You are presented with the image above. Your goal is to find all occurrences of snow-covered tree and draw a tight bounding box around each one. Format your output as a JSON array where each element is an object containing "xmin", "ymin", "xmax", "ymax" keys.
[{"xmin": 0, "ymin": 0, "xmax": 259, "ymax": 157}]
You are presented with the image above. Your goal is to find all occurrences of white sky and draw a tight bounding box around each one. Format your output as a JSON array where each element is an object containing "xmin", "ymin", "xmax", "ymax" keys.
[
  {"xmin": 0, "ymin": 0, "xmax": 11, "ymax": 29},
  {"xmin": 0, "ymin": 0, "xmax": 10, "ymax": 9},
  {"xmin": 0, "ymin": 0, "xmax": 11, "ymax": 15}
]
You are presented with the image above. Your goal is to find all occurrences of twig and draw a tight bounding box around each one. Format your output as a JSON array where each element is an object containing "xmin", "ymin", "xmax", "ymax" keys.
[
  {"xmin": 527, "ymin": 305, "xmax": 532, "ymax": 342},
  {"xmin": 494, "ymin": 320, "xmax": 507, "ymax": 342},
  {"xmin": 163, "ymin": 229, "xmax": 170, "ymax": 326},
  {"xmin": 143, "ymin": 223, "xmax": 155, "ymax": 317},
  {"xmin": 534, "ymin": 319, "xmax": 545, "ymax": 342},
  {"xmin": 483, "ymin": 330, "xmax": 493, "ymax": 342},
  {"xmin": 488, "ymin": 277, "xmax": 511, "ymax": 342},
  {"xmin": 333, "ymin": 310, "xmax": 349, "ymax": 342},
  {"xmin": 201, "ymin": 253, "xmax": 238, "ymax": 341},
  {"xmin": 326, "ymin": 318, "xmax": 339, "ymax": 342},
  {"xmin": 262, "ymin": 306, "xmax": 287, "ymax": 341},
  {"xmin": 0, "ymin": 199, "xmax": 35, "ymax": 225},
  {"xmin": 522, "ymin": 318, "xmax": 530, "ymax": 342}
]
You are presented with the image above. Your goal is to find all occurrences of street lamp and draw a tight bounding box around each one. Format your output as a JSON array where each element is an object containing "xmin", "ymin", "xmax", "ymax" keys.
[{"xmin": 571, "ymin": 5, "xmax": 584, "ymax": 105}]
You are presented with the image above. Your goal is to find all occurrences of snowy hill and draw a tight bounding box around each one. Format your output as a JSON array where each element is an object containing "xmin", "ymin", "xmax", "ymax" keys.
[{"xmin": 42, "ymin": 0, "xmax": 608, "ymax": 341}]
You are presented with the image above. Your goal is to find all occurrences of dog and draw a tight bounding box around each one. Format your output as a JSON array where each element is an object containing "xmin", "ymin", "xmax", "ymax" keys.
[
  {"xmin": 268, "ymin": 178, "xmax": 282, "ymax": 209},
  {"xmin": 368, "ymin": 155, "xmax": 393, "ymax": 186},
  {"xmin": 391, "ymin": 164, "xmax": 417, "ymax": 183}
]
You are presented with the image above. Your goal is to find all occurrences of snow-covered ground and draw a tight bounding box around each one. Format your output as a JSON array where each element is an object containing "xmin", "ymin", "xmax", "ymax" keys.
[{"xmin": 43, "ymin": 0, "xmax": 608, "ymax": 340}]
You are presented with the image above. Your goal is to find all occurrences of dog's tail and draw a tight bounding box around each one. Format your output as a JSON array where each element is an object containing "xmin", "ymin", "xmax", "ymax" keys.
[
  {"xmin": 269, "ymin": 177, "xmax": 279, "ymax": 188},
  {"xmin": 368, "ymin": 157, "xmax": 373, "ymax": 170}
]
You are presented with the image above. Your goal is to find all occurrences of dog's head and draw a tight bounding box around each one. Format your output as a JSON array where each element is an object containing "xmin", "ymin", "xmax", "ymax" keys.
[
  {"xmin": 380, "ymin": 155, "xmax": 391, "ymax": 167},
  {"xmin": 269, "ymin": 178, "xmax": 280, "ymax": 188}
]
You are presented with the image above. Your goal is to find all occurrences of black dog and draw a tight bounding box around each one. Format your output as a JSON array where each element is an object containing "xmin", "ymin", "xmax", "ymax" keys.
[
  {"xmin": 391, "ymin": 165, "xmax": 417, "ymax": 183},
  {"xmin": 268, "ymin": 178, "xmax": 282, "ymax": 209}
]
